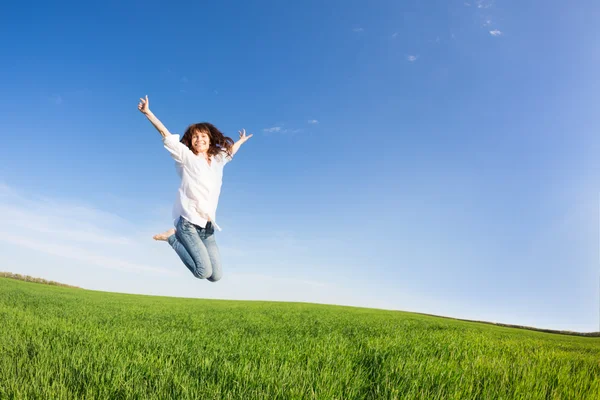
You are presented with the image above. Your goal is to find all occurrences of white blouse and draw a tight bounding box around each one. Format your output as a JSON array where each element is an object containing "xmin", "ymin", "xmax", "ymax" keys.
[{"xmin": 163, "ymin": 134, "xmax": 232, "ymax": 231}]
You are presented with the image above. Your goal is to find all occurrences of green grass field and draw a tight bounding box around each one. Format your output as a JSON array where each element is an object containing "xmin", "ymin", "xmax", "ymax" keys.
[{"xmin": 1, "ymin": 277, "xmax": 599, "ymax": 399}]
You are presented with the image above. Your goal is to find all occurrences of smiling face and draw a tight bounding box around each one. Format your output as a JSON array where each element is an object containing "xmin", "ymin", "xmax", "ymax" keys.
[
  {"xmin": 181, "ymin": 122, "xmax": 232, "ymax": 158},
  {"xmin": 191, "ymin": 128, "xmax": 211, "ymax": 155}
]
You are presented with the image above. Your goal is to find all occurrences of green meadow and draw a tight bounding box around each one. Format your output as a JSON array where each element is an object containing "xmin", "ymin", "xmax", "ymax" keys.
[{"xmin": 1, "ymin": 276, "xmax": 599, "ymax": 399}]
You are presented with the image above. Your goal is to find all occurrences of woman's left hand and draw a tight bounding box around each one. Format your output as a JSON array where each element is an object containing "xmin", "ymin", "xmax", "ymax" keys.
[{"xmin": 238, "ymin": 129, "xmax": 253, "ymax": 143}]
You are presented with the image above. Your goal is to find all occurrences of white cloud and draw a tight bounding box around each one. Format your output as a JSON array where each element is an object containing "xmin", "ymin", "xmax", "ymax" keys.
[
  {"xmin": 263, "ymin": 126, "xmax": 282, "ymax": 133},
  {"xmin": 308, "ymin": 119, "xmax": 319, "ymax": 124},
  {"xmin": 469, "ymin": 0, "xmax": 497, "ymax": 34},
  {"xmin": 391, "ymin": 32, "xmax": 399, "ymax": 38},
  {"xmin": 0, "ymin": 233, "xmax": 178, "ymax": 276},
  {"xmin": 0, "ymin": 184, "xmax": 176, "ymax": 277},
  {"xmin": 476, "ymin": 0, "xmax": 493, "ymax": 8},
  {"xmin": 353, "ymin": 28, "xmax": 364, "ymax": 32},
  {"xmin": 262, "ymin": 125, "xmax": 302, "ymax": 135},
  {"xmin": 0, "ymin": 203, "xmax": 131, "ymax": 245},
  {"xmin": 407, "ymin": 55, "xmax": 418, "ymax": 62}
]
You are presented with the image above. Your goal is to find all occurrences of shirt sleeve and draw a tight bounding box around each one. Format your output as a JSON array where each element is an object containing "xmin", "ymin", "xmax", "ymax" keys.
[
  {"xmin": 216, "ymin": 149, "xmax": 233, "ymax": 166},
  {"xmin": 163, "ymin": 134, "xmax": 191, "ymax": 164}
]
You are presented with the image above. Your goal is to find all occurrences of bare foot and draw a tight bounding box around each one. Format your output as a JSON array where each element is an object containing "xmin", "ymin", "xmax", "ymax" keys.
[{"xmin": 153, "ymin": 228, "xmax": 176, "ymax": 241}]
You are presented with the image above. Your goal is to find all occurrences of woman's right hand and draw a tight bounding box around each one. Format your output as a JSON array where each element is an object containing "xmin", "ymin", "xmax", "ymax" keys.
[{"xmin": 138, "ymin": 95, "xmax": 150, "ymax": 115}]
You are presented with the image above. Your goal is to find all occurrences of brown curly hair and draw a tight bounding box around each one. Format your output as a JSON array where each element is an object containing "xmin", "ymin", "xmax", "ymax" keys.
[{"xmin": 180, "ymin": 122, "xmax": 234, "ymax": 159}]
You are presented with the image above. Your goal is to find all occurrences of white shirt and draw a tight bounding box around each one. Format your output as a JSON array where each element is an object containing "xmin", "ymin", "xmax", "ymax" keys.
[{"xmin": 163, "ymin": 134, "xmax": 231, "ymax": 231}]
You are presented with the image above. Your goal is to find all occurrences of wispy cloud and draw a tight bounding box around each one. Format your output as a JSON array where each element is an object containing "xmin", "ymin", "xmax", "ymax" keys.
[
  {"xmin": 467, "ymin": 0, "xmax": 500, "ymax": 36},
  {"xmin": 262, "ymin": 125, "xmax": 302, "ymax": 135},
  {"xmin": 476, "ymin": 0, "xmax": 493, "ymax": 8},
  {"xmin": 0, "ymin": 184, "xmax": 177, "ymax": 277},
  {"xmin": 0, "ymin": 233, "xmax": 178, "ymax": 276},
  {"xmin": 308, "ymin": 119, "xmax": 319, "ymax": 124},
  {"xmin": 263, "ymin": 126, "xmax": 283, "ymax": 133},
  {"xmin": 0, "ymin": 203, "xmax": 131, "ymax": 245},
  {"xmin": 353, "ymin": 27, "xmax": 364, "ymax": 33},
  {"xmin": 391, "ymin": 32, "xmax": 399, "ymax": 38},
  {"xmin": 407, "ymin": 55, "xmax": 418, "ymax": 62}
]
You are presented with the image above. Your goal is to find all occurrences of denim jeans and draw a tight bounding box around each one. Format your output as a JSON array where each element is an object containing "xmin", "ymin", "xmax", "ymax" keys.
[{"xmin": 167, "ymin": 217, "xmax": 223, "ymax": 282}]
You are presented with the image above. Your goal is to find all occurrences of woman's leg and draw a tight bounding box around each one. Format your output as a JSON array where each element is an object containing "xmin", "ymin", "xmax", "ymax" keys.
[
  {"xmin": 165, "ymin": 234, "xmax": 198, "ymax": 277},
  {"xmin": 167, "ymin": 217, "xmax": 213, "ymax": 279},
  {"xmin": 201, "ymin": 226, "xmax": 223, "ymax": 282}
]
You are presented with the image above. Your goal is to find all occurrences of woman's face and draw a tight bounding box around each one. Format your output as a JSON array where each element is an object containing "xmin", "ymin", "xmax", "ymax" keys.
[{"xmin": 192, "ymin": 129, "xmax": 211, "ymax": 155}]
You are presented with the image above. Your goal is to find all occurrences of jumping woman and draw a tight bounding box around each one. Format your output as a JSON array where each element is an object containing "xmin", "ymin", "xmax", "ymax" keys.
[{"xmin": 138, "ymin": 95, "xmax": 252, "ymax": 281}]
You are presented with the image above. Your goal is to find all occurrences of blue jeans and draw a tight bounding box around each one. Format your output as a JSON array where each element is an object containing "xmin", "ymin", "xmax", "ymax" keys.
[{"xmin": 167, "ymin": 217, "xmax": 223, "ymax": 282}]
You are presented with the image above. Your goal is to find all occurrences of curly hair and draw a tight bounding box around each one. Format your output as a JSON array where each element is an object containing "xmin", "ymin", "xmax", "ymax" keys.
[{"xmin": 180, "ymin": 122, "xmax": 234, "ymax": 159}]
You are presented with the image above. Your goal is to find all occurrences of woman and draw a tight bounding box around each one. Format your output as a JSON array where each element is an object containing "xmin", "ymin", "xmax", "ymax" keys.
[{"xmin": 138, "ymin": 95, "xmax": 252, "ymax": 281}]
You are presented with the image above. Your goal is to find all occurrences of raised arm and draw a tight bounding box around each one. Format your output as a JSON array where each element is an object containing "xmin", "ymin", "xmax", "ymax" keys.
[
  {"xmin": 230, "ymin": 129, "xmax": 253, "ymax": 156},
  {"xmin": 138, "ymin": 95, "xmax": 172, "ymax": 138},
  {"xmin": 139, "ymin": 95, "xmax": 190, "ymax": 164}
]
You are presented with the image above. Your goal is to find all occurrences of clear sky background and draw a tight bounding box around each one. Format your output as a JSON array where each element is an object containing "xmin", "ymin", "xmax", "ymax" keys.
[{"xmin": 1, "ymin": 0, "xmax": 599, "ymax": 332}]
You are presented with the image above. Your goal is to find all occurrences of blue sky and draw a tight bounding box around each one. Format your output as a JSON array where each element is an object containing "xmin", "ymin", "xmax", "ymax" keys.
[{"xmin": 1, "ymin": 0, "xmax": 599, "ymax": 331}]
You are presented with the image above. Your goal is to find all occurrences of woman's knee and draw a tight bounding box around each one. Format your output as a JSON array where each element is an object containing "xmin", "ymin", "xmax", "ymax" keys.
[
  {"xmin": 193, "ymin": 265, "xmax": 212, "ymax": 280},
  {"xmin": 207, "ymin": 271, "xmax": 222, "ymax": 282}
]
